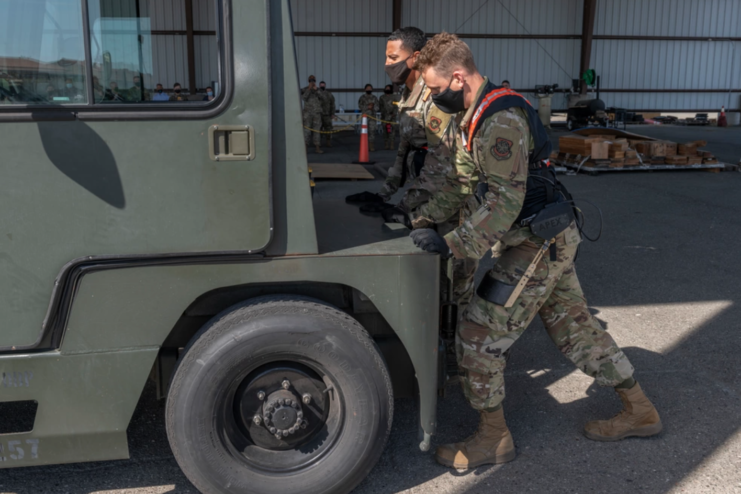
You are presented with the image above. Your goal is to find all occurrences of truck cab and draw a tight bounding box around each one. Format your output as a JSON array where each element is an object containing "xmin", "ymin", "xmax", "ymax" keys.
[{"xmin": 0, "ymin": 2, "xmax": 440, "ymax": 492}]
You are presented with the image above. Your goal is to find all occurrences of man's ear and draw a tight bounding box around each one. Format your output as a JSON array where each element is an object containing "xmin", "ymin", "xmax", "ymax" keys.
[{"xmin": 410, "ymin": 51, "xmax": 421, "ymax": 66}]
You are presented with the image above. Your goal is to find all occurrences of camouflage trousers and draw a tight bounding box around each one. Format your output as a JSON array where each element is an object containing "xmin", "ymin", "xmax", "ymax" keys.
[
  {"xmin": 321, "ymin": 115, "xmax": 333, "ymax": 144},
  {"xmin": 303, "ymin": 111, "xmax": 321, "ymax": 146},
  {"xmin": 456, "ymin": 226, "xmax": 634, "ymax": 410},
  {"xmin": 366, "ymin": 118, "xmax": 377, "ymax": 146},
  {"xmin": 439, "ymin": 216, "xmax": 478, "ymax": 314}
]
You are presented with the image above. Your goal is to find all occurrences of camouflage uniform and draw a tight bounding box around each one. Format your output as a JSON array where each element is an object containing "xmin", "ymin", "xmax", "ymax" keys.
[
  {"xmin": 377, "ymin": 76, "xmax": 427, "ymax": 200},
  {"xmin": 379, "ymin": 92, "xmax": 399, "ymax": 149},
  {"xmin": 319, "ymin": 89, "xmax": 336, "ymax": 146},
  {"xmin": 358, "ymin": 92, "xmax": 380, "ymax": 150},
  {"xmin": 437, "ymin": 78, "xmax": 635, "ymax": 410},
  {"xmin": 382, "ymin": 76, "xmax": 479, "ymax": 316},
  {"xmin": 302, "ymin": 86, "xmax": 322, "ymax": 146}
]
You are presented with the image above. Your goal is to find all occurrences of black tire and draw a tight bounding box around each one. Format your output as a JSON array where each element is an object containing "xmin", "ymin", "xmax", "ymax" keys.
[{"xmin": 166, "ymin": 295, "xmax": 393, "ymax": 494}]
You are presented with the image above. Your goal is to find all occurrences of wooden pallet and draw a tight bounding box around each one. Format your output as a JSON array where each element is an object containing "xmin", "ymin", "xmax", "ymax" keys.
[
  {"xmin": 552, "ymin": 153, "xmax": 728, "ymax": 175},
  {"xmin": 310, "ymin": 163, "xmax": 375, "ymax": 180}
]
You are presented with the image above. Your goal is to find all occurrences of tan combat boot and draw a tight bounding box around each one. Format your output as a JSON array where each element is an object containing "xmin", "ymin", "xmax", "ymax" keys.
[
  {"xmin": 584, "ymin": 382, "xmax": 662, "ymax": 441},
  {"xmin": 435, "ymin": 408, "xmax": 516, "ymax": 469},
  {"xmin": 315, "ymin": 145, "xmax": 324, "ymax": 154}
]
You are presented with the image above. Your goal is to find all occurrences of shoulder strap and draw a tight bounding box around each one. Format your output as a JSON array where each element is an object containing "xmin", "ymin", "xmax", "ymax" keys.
[{"xmin": 468, "ymin": 83, "xmax": 552, "ymax": 164}]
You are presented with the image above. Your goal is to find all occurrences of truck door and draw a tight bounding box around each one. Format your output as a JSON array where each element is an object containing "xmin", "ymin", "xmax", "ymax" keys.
[{"xmin": 0, "ymin": 0, "xmax": 271, "ymax": 350}]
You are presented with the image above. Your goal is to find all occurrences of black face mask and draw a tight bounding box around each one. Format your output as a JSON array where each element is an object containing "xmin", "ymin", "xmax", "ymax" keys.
[
  {"xmin": 385, "ymin": 57, "xmax": 412, "ymax": 85},
  {"xmin": 432, "ymin": 76, "xmax": 466, "ymax": 114},
  {"xmin": 320, "ymin": 86, "xmax": 326, "ymax": 91},
  {"xmin": 384, "ymin": 89, "xmax": 392, "ymax": 94},
  {"xmin": 174, "ymin": 88, "xmax": 181, "ymax": 94},
  {"xmin": 156, "ymin": 89, "xmax": 163, "ymax": 93},
  {"xmin": 365, "ymin": 90, "xmax": 372, "ymax": 94}
]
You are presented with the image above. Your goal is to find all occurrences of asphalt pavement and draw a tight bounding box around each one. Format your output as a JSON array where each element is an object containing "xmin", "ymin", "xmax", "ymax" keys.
[{"xmin": 1, "ymin": 125, "xmax": 740, "ymax": 494}]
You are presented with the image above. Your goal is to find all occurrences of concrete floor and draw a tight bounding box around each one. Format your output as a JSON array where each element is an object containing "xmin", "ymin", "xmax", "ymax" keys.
[{"xmin": 1, "ymin": 126, "xmax": 740, "ymax": 494}]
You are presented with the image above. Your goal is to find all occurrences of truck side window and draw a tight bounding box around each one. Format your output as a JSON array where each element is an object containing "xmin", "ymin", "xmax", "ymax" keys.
[
  {"xmin": 0, "ymin": 0, "xmax": 88, "ymax": 105},
  {"xmin": 87, "ymin": 0, "xmax": 221, "ymax": 104}
]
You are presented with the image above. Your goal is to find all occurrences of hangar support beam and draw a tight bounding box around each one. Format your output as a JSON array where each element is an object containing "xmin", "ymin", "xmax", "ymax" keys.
[{"xmin": 579, "ymin": 0, "xmax": 596, "ymax": 95}]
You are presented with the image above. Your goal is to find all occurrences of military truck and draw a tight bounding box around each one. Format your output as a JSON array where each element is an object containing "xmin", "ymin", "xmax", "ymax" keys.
[{"xmin": 0, "ymin": 1, "xmax": 442, "ymax": 493}]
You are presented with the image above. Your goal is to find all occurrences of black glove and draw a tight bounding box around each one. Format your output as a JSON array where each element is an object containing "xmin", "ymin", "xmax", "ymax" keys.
[
  {"xmin": 346, "ymin": 191, "xmax": 384, "ymax": 204},
  {"xmin": 410, "ymin": 228, "xmax": 452, "ymax": 259},
  {"xmin": 382, "ymin": 206, "xmax": 412, "ymax": 229},
  {"xmin": 359, "ymin": 202, "xmax": 394, "ymax": 213}
]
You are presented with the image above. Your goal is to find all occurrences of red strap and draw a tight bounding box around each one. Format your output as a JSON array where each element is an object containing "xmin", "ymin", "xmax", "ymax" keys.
[{"xmin": 467, "ymin": 89, "xmax": 533, "ymax": 152}]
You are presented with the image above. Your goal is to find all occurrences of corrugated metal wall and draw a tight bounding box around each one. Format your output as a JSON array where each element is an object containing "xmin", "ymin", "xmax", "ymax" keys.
[
  {"xmin": 401, "ymin": 0, "xmax": 582, "ymax": 35},
  {"xmin": 592, "ymin": 0, "xmax": 741, "ymax": 110},
  {"xmin": 290, "ymin": 0, "xmax": 392, "ymax": 111},
  {"xmin": 291, "ymin": 0, "xmax": 581, "ymax": 110},
  {"xmin": 402, "ymin": 0, "xmax": 582, "ymax": 108},
  {"xmin": 290, "ymin": 0, "xmax": 738, "ymax": 112}
]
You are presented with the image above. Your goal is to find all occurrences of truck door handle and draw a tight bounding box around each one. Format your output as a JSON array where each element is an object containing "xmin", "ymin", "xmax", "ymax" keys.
[{"xmin": 209, "ymin": 125, "xmax": 255, "ymax": 161}]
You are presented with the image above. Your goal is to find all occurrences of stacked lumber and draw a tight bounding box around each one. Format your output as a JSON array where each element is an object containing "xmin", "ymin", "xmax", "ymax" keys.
[
  {"xmin": 559, "ymin": 134, "xmax": 607, "ymax": 157},
  {"xmin": 624, "ymin": 149, "xmax": 640, "ymax": 166},
  {"xmin": 558, "ymin": 133, "xmax": 722, "ymax": 171},
  {"xmin": 666, "ymin": 155, "xmax": 688, "ymax": 165}
]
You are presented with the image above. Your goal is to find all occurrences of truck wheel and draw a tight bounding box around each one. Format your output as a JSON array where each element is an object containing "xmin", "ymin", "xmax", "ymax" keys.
[{"xmin": 166, "ymin": 295, "xmax": 393, "ymax": 494}]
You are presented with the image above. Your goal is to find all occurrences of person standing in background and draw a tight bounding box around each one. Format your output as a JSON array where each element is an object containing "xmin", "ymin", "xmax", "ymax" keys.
[
  {"xmin": 318, "ymin": 81, "xmax": 336, "ymax": 148},
  {"xmin": 152, "ymin": 83, "xmax": 169, "ymax": 101},
  {"xmin": 379, "ymin": 84, "xmax": 399, "ymax": 149},
  {"xmin": 501, "ymin": 79, "xmax": 511, "ymax": 89},
  {"xmin": 128, "ymin": 75, "xmax": 149, "ymax": 102},
  {"xmin": 358, "ymin": 84, "xmax": 379, "ymax": 151},
  {"xmin": 169, "ymin": 82, "xmax": 186, "ymax": 102},
  {"xmin": 301, "ymin": 75, "xmax": 324, "ymax": 154}
]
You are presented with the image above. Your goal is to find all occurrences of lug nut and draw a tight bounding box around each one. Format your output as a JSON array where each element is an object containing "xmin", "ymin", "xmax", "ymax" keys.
[
  {"xmin": 300, "ymin": 421, "xmax": 308, "ymax": 429},
  {"xmin": 269, "ymin": 427, "xmax": 277, "ymax": 434},
  {"xmin": 275, "ymin": 433, "xmax": 282, "ymax": 440},
  {"xmin": 282, "ymin": 430, "xmax": 289, "ymax": 437},
  {"xmin": 257, "ymin": 391, "xmax": 266, "ymax": 400},
  {"xmin": 279, "ymin": 398, "xmax": 285, "ymax": 405},
  {"xmin": 281, "ymin": 380, "xmax": 290, "ymax": 389},
  {"xmin": 297, "ymin": 411, "xmax": 303, "ymax": 419},
  {"xmin": 289, "ymin": 426, "xmax": 296, "ymax": 434},
  {"xmin": 253, "ymin": 415, "xmax": 262, "ymax": 425},
  {"xmin": 285, "ymin": 399, "xmax": 292, "ymax": 406},
  {"xmin": 302, "ymin": 394, "xmax": 312, "ymax": 405}
]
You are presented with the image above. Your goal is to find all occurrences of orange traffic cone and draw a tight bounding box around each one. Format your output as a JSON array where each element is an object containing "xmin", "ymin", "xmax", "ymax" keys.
[
  {"xmin": 353, "ymin": 114, "xmax": 375, "ymax": 164},
  {"xmin": 718, "ymin": 106, "xmax": 727, "ymax": 127}
]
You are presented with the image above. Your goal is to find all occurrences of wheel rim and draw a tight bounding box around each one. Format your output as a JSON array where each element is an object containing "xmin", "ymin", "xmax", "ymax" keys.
[{"xmin": 217, "ymin": 356, "xmax": 345, "ymax": 473}]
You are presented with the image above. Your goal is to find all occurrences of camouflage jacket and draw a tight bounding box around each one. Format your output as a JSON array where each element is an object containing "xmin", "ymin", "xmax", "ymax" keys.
[
  {"xmin": 379, "ymin": 93, "xmax": 399, "ymax": 120},
  {"xmin": 319, "ymin": 89, "xmax": 335, "ymax": 116},
  {"xmin": 301, "ymin": 86, "xmax": 323, "ymax": 114},
  {"xmin": 358, "ymin": 93, "xmax": 379, "ymax": 115},
  {"xmin": 407, "ymin": 103, "xmax": 478, "ymax": 224},
  {"xmin": 377, "ymin": 76, "xmax": 428, "ymax": 200},
  {"xmin": 438, "ymin": 77, "xmax": 581, "ymax": 260}
]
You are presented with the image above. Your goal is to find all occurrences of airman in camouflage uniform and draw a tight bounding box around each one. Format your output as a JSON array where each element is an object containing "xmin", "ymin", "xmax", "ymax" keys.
[
  {"xmin": 413, "ymin": 33, "xmax": 661, "ymax": 470},
  {"xmin": 302, "ymin": 75, "xmax": 323, "ymax": 153},
  {"xmin": 318, "ymin": 81, "xmax": 336, "ymax": 148},
  {"xmin": 379, "ymin": 85, "xmax": 399, "ymax": 149},
  {"xmin": 358, "ymin": 85, "xmax": 379, "ymax": 151}
]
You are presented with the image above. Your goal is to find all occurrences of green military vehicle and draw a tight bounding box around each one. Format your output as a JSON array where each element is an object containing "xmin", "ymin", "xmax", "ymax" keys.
[{"xmin": 0, "ymin": 1, "xmax": 442, "ymax": 492}]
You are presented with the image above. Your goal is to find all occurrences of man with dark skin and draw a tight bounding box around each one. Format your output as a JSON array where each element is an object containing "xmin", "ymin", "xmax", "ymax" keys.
[{"xmin": 347, "ymin": 27, "xmax": 480, "ymax": 334}]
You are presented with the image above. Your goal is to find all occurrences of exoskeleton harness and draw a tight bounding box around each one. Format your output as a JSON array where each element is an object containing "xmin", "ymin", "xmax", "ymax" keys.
[{"xmin": 470, "ymin": 83, "xmax": 577, "ymax": 307}]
